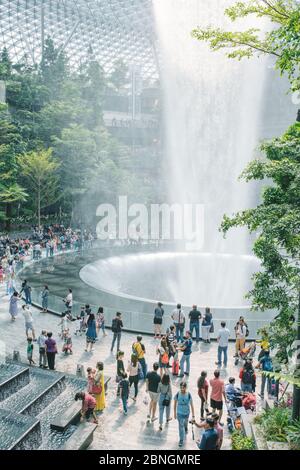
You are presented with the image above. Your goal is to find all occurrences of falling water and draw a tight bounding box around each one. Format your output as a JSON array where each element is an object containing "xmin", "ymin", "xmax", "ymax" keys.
[{"xmin": 153, "ymin": 0, "xmax": 268, "ymax": 304}]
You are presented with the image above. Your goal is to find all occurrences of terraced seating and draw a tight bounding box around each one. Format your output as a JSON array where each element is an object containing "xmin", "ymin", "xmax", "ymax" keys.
[{"xmin": 61, "ymin": 421, "xmax": 98, "ymax": 450}]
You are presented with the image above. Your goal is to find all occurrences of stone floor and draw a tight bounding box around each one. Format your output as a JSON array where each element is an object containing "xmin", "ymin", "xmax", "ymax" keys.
[{"xmin": 0, "ymin": 284, "xmax": 266, "ymax": 450}]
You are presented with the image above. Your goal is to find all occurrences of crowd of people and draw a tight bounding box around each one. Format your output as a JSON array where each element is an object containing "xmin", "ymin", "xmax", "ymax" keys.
[{"xmin": 0, "ymin": 226, "xmax": 277, "ymax": 450}]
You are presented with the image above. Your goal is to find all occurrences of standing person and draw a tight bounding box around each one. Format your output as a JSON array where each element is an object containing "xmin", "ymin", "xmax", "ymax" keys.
[
  {"xmin": 257, "ymin": 350, "xmax": 273, "ymax": 398},
  {"xmin": 189, "ymin": 305, "xmax": 201, "ymax": 343},
  {"xmin": 116, "ymin": 351, "xmax": 125, "ymax": 396},
  {"xmin": 20, "ymin": 280, "xmax": 32, "ymax": 305},
  {"xmin": 37, "ymin": 330, "xmax": 48, "ymax": 368},
  {"xmin": 178, "ymin": 331, "xmax": 193, "ymax": 377},
  {"xmin": 93, "ymin": 362, "xmax": 106, "ymax": 412},
  {"xmin": 235, "ymin": 317, "xmax": 247, "ymax": 357},
  {"xmin": 212, "ymin": 413, "xmax": 224, "ymax": 450},
  {"xmin": 240, "ymin": 360, "xmax": 256, "ymax": 393},
  {"xmin": 171, "ymin": 303, "xmax": 186, "ymax": 342},
  {"xmin": 127, "ymin": 354, "xmax": 139, "ymax": 401},
  {"xmin": 215, "ymin": 321, "xmax": 230, "ymax": 368},
  {"xmin": 132, "ymin": 335, "xmax": 147, "ymax": 380},
  {"xmin": 111, "ymin": 312, "xmax": 123, "ymax": 353},
  {"xmin": 202, "ymin": 307, "xmax": 213, "ymax": 343},
  {"xmin": 75, "ymin": 392, "xmax": 98, "ymax": 424},
  {"xmin": 153, "ymin": 302, "xmax": 164, "ymax": 339},
  {"xmin": 119, "ymin": 373, "xmax": 130, "ymax": 415},
  {"xmin": 64, "ymin": 288, "xmax": 73, "ymax": 315},
  {"xmin": 146, "ymin": 362, "xmax": 161, "ymax": 422},
  {"xmin": 166, "ymin": 325, "xmax": 177, "ymax": 366},
  {"xmin": 41, "ymin": 285, "xmax": 49, "ymax": 312},
  {"xmin": 197, "ymin": 371, "xmax": 209, "ymax": 420},
  {"xmin": 27, "ymin": 337, "xmax": 35, "ymax": 365},
  {"xmin": 209, "ymin": 370, "xmax": 226, "ymax": 424},
  {"xmin": 85, "ymin": 312, "xmax": 97, "ymax": 352},
  {"xmin": 96, "ymin": 306, "xmax": 107, "ymax": 336},
  {"xmin": 45, "ymin": 332, "xmax": 57, "ymax": 370},
  {"xmin": 174, "ymin": 382, "xmax": 195, "ymax": 447},
  {"xmin": 197, "ymin": 418, "xmax": 218, "ymax": 450},
  {"xmin": 157, "ymin": 373, "xmax": 173, "ymax": 430},
  {"xmin": 22, "ymin": 305, "xmax": 36, "ymax": 341},
  {"xmin": 156, "ymin": 336, "xmax": 169, "ymax": 378},
  {"xmin": 9, "ymin": 291, "xmax": 21, "ymax": 321},
  {"xmin": 87, "ymin": 367, "xmax": 95, "ymax": 393}
]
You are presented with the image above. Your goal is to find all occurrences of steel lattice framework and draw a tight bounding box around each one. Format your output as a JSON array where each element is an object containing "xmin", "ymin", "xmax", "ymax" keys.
[{"xmin": 0, "ymin": 0, "xmax": 158, "ymax": 81}]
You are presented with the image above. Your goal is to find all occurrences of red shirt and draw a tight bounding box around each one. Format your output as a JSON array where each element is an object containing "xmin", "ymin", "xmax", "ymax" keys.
[
  {"xmin": 83, "ymin": 393, "xmax": 96, "ymax": 411},
  {"xmin": 209, "ymin": 378, "xmax": 224, "ymax": 402}
]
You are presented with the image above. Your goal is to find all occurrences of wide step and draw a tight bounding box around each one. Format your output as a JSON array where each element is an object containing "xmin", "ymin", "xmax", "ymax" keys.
[
  {"xmin": 50, "ymin": 401, "xmax": 82, "ymax": 431},
  {"xmin": 62, "ymin": 422, "xmax": 97, "ymax": 450},
  {"xmin": 0, "ymin": 409, "xmax": 41, "ymax": 450},
  {"xmin": 2, "ymin": 368, "xmax": 65, "ymax": 416},
  {"xmin": 0, "ymin": 364, "xmax": 30, "ymax": 401}
]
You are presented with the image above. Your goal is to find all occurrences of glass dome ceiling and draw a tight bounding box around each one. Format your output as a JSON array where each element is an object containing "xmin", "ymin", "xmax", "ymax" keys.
[{"xmin": 0, "ymin": 0, "xmax": 158, "ymax": 81}]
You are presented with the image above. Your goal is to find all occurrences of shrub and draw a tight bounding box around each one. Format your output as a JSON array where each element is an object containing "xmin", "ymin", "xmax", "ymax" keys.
[{"xmin": 231, "ymin": 430, "xmax": 255, "ymax": 450}]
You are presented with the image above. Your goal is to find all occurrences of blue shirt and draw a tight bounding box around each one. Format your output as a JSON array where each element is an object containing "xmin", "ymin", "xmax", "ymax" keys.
[
  {"xmin": 175, "ymin": 391, "xmax": 192, "ymax": 417},
  {"xmin": 183, "ymin": 338, "xmax": 193, "ymax": 356},
  {"xmin": 199, "ymin": 428, "xmax": 218, "ymax": 450}
]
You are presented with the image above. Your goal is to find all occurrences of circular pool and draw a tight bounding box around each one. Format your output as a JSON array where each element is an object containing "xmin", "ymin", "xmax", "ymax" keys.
[{"xmin": 80, "ymin": 251, "xmax": 260, "ymax": 307}]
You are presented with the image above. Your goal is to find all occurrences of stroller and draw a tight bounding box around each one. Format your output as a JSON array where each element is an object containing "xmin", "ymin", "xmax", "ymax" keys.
[
  {"xmin": 235, "ymin": 341, "xmax": 256, "ymax": 365},
  {"xmin": 225, "ymin": 389, "xmax": 244, "ymax": 433}
]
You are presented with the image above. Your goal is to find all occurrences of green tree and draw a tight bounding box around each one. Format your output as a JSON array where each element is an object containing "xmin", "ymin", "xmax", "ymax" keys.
[
  {"xmin": 109, "ymin": 59, "xmax": 129, "ymax": 91},
  {"xmin": 18, "ymin": 148, "xmax": 61, "ymax": 228},
  {"xmin": 192, "ymin": 0, "xmax": 300, "ymax": 91},
  {"xmin": 0, "ymin": 105, "xmax": 27, "ymax": 228},
  {"xmin": 0, "ymin": 47, "xmax": 12, "ymax": 80}
]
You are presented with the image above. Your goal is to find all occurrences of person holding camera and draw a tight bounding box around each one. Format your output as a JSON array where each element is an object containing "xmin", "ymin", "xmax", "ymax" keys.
[{"xmin": 174, "ymin": 381, "xmax": 195, "ymax": 447}]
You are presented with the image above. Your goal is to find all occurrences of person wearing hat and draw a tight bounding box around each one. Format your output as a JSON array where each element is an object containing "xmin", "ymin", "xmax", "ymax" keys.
[
  {"xmin": 189, "ymin": 305, "xmax": 202, "ymax": 343},
  {"xmin": 153, "ymin": 302, "xmax": 164, "ymax": 339}
]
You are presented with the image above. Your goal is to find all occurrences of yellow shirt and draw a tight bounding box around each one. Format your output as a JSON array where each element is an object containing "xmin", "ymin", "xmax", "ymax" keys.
[{"xmin": 133, "ymin": 342, "xmax": 144, "ymax": 359}]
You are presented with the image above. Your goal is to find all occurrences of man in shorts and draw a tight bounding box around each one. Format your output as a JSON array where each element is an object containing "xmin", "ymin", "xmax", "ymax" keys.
[
  {"xmin": 146, "ymin": 362, "xmax": 161, "ymax": 422},
  {"xmin": 209, "ymin": 370, "xmax": 226, "ymax": 424},
  {"xmin": 22, "ymin": 304, "xmax": 36, "ymax": 341}
]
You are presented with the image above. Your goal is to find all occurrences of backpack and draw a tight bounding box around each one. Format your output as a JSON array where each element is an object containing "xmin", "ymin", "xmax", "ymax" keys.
[
  {"xmin": 263, "ymin": 357, "xmax": 273, "ymax": 372},
  {"xmin": 245, "ymin": 324, "xmax": 249, "ymax": 337},
  {"xmin": 161, "ymin": 351, "xmax": 169, "ymax": 365},
  {"xmin": 112, "ymin": 318, "xmax": 119, "ymax": 333},
  {"xmin": 242, "ymin": 369, "xmax": 254, "ymax": 385}
]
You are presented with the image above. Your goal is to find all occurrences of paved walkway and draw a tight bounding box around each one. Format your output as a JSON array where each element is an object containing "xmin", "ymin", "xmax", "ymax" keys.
[{"xmin": 0, "ymin": 286, "xmax": 263, "ymax": 450}]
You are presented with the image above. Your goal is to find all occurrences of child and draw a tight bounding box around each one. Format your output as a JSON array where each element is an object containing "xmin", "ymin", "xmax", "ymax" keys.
[
  {"xmin": 96, "ymin": 307, "xmax": 107, "ymax": 336},
  {"xmin": 74, "ymin": 316, "xmax": 81, "ymax": 336},
  {"xmin": 80, "ymin": 306, "xmax": 86, "ymax": 333},
  {"xmin": 119, "ymin": 373, "xmax": 130, "ymax": 415},
  {"xmin": 87, "ymin": 367, "xmax": 95, "ymax": 393},
  {"xmin": 62, "ymin": 329, "xmax": 73, "ymax": 354},
  {"xmin": 58, "ymin": 312, "xmax": 70, "ymax": 337},
  {"xmin": 27, "ymin": 337, "xmax": 35, "ymax": 365}
]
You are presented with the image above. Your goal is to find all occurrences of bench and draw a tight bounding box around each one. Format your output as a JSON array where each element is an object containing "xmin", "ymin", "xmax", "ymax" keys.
[
  {"xmin": 62, "ymin": 422, "xmax": 97, "ymax": 450},
  {"xmin": 50, "ymin": 401, "xmax": 82, "ymax": 431}
]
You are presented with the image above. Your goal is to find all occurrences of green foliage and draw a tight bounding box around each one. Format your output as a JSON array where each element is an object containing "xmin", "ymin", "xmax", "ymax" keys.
[
  {"xmin": 286, "ymin": 419, "xmax": 300, "ymax": 449},
  {"xmin": 254, "ymin": 406, "xmax": 300, "ymax": 447},
  {"xmin": 231, "ymin": 430, "xmax": 256, "ymax": 450},
  {"xmin": 17, "ymin": 148, "xmax": 61, "ymax": 226},
  {"xmin": 192, "ymin": 0, "xmax": 300, "ymax": 91},
  {"xmin": 0, "ymin": 41, "xmax": 160, "ymax": 228}
]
